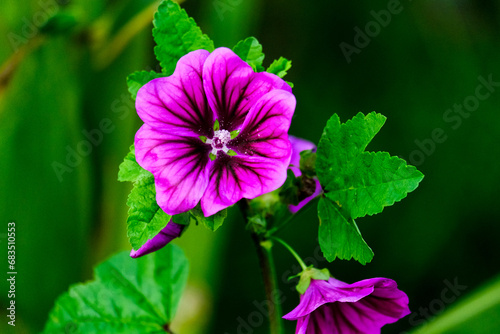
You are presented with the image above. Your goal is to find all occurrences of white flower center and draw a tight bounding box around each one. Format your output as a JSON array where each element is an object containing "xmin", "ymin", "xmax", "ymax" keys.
[{"xmin": 206, "ymin": 129, "xmax": 231, "ymax": 155}]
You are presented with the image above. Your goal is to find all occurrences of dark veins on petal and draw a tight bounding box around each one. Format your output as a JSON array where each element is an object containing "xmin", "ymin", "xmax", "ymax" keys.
[
  {"xmin": 154, "ymin": 69, "xmax": 214, "ymax": 137},
  {"xmin": 210, "ymin": 67, "xmax": 252, "ymax": 131},
  {"xmin": 210, "ymin": 155, "xmax": 274, "ymax": 200},
  {"xmin": 159, "ymin": 136, "xmax": 211, "ymax": 181},
  {"xmin": 230, "ymin": 98, "xmax": 285, "ymax": 158}
]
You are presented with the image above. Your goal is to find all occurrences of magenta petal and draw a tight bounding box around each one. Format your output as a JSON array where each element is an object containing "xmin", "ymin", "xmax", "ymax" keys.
[
  {"xmin": 136, "ymin": 49, "xmax": 214, "ymax": 136},
  {"xmin": 203, "ymin": 47, "xmax": 291, "ymax": 131},
  {"xmin": 200, "ymin": 155, "xmax": 289, "ymax": 216},
  {"xmin": 130, "ymin": 220, "xmax": 185, "ymax": 258},
  {"xmin": 233, "ymin": 90, "xmax": 295, "ymax": 161},
  {"xmin": 135, "ymin": 125, "xmax": 211, "ymax": 215},
  {"xmin": 283, "ymin": 278, "xmax": 374, "ymax": 320},
  {"xmin": 284, "ymin": 277, "xmax": 410, "ymax": 334}
]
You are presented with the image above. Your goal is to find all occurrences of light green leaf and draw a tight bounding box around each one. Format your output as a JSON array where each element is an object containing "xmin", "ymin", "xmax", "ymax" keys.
[
  {"xmin": 127, "ymin": 70, "xmax": 164, "ymax": 100},
  {"xmin": 267, "ymin": 57, "xmax": 292, "ymax": 78},
  {"xmin": 42, "ymin": 245, "xmax": 189, "ymax": 334},
  {"xmin": 189, "ymin": 205, "xmax": 227, "ymax": 232},
  {"xmin": 153, "ymin": 0, "xmax": 214, "ymax": 75},
  {"xmin": 232, "ymin": 36, "xmax": 265, "ymax": 72},
  {"xmin": 126, "ymin": 176, "xmax": 171, "ymax": 250},
  {"xmin": 118, "ymin": 145, "xmax": 152, "ymax": 183},
  {"xmin": 318, "ymin": 197, "xmax": 373, "ymax": 264}
]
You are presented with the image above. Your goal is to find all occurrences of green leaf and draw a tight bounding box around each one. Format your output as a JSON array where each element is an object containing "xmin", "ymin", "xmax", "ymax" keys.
[
  {"xmin": 232, "ymin": 36, "xmax": 265, "ymax": 72},
  {"xmin": 318, "ymin": 197, "xmax": 374, "ymax": 264},
  {"xmin": 126, "ymin": 176, "xmax": 172, "ymax": 250},
  {"xmin": 325, "ymin": 151, "xmax": 424, "ymax": 218},
  {"xmin": 153, "ymin": 0, "xmax": 214, "ymax": 75},
  {"xmin": 267, "ymin": 57, "xmax": 292, "ymax": 78},
  {"xmin": 317, "ymin": 112, "xmax": 423, "ymax": 218},
  {"xmin": 127, "ymin": 70, "xmax": 164, "ymax": 100},
  {"xmin": 317, "ymin": 112, "xmax": 386, "ymax": 184},
  {"xmin": 118, "ymin": 145, "xmax": 152, "ymax": 183},
  {"xmin": 189, "ymin": 205, "xmax": 227, "ymax": 232},
  {"xmin": 316, "ymin": 112, "xmax": 423, "ymax": 264},
  {"xmin": 42, "ymin": 245, "xmax": 189, "ymax": 334}
]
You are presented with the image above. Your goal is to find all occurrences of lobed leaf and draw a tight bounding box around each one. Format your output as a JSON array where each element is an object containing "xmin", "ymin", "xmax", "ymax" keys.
[
  {"xmin": 318, "ymin": 197, "xmax": 374, "ymax": 264},
  {"xmin": 118, "ymin": 145, "xmax": 152, "ymax": 183},
  {"xmin": 325, "ymin": 151, "xmax": 423, "ymax": 218},
  {"xmin": 153, "ymin": 0, "xmax": 214, "ymax": 75},
  {"xmin": 127, "ymin": 71, "xmax": 164, "ymax": 100},
  {"xmin": 232, "ymin": 36, "xmax": 265, "ymax": 72},
  {"xmin": 316, "ymin": 112, "xmax": 423, "ymax": 264},
  {"xmin": 42, "ymin": 245, "xmax": 189, "ymax": 334},
  {"xmin": 267, "ymin": 57, "xmax": 292, "ymax": 79}
]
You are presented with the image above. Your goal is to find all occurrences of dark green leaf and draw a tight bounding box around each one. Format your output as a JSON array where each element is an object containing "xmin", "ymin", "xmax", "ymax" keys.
[
  {"xmin": 42, "ymin": 245, "xmax": 189, "ymax": 334},
  {"xmin": 315, "ymin": 112, "xmax": 423, "ymax": 264},
  {"xmin": 267, "ymin": 57, "xmax": 292, "ymax": 78},
  {"xmin": 318, "ymin": 197, "xmax": 373, "ymax": 264},
  {"xmin": 317, "ymin": 112, "xmax": 386, "ymax": 185},
  {"xmin": 325, "ymin": 151, "xmax": 423, "ymax": 218},
  {"xmin": 127, "ymin": 70, "xmax": 164, "ymax": 100},
  {"xmin": 118, "ymin": 145, "xmax": 152, "ymax": 183},
  {"xmin": 317, "ymin": 112, "xmax": 423, "ymax": 218},
  {"xmin": 232, "ymin": 36, "xmax": 265, "ymax": 72},
  {"xmin": 126, "ymin": 176, "xmax": 171, "ymax": 250},
  {"xmin": 153, "ymin": 0, "xmax": 214, "ymax": 75}
]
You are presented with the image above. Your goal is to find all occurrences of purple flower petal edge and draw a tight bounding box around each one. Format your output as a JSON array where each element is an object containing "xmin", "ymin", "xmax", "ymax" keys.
[
  {"xmin": 287, "ymin": 135, "xmax": 322, "ymax": 213},
  {"xmin": 134, "ymin": 47, "xmax": 296, "ymax": 217},
  {"xmin": 283, "ymin": 277, "xmax": 410, "ymax": 334},
  {"xmin": 130, "ymin": 220, "xmax": 185, "ymax": 258}
]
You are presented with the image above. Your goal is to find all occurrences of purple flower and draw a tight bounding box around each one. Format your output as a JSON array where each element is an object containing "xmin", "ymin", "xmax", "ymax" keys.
[
  {"xmin": 130, "ymin": 220, "xmax": 185, "ymax": 258},
  {"xmin": 288, "ymin": 136, "xmax": 322, "ymax": 213},
  {"xmin": 135, "ymin": 47, "xmax": 295, "ymax": 217},
  {"xmin": 283, "ymin": 277, "xmax": 410, "ymax": 334}
]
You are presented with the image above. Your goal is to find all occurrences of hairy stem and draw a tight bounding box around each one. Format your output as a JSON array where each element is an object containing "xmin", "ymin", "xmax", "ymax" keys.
[{"xmin": 251, "ymin": 234, "xmax": 284, "ymax": 334}]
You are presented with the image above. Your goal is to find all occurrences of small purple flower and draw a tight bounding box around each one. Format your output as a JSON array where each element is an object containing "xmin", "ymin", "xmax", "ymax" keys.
[
  {"xmin": 130, "ymin": 220, "xmax": 185, "ymax": 258},
  {"xmin": 288, "ymin": 136, "xmax": 322, "ymax": 213},
  {"xmin": 135, "ymin": 47, "xmax": 295, "ymax": 217},
  {"xmin": 283, "ymin": 277, "xmax": 410, "ymax": 334}
]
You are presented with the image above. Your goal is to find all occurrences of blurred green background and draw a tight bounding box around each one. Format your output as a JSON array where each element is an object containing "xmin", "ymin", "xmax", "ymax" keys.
[{"xmin": 1, "ymin": 0, "xmax": 499, "ymax": 333}]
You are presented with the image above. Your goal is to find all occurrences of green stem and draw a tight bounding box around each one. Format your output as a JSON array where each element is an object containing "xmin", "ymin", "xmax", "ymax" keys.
[
  {"xmin": 251, "ymin": 234, "xmax": 284, "ymax": 334},
  {"xmin": 271, "ymin": 237, "xmax": 308, "ymax": 271}
]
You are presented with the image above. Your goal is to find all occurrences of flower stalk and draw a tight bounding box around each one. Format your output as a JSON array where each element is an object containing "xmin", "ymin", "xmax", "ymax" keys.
[
  {"xmin": 271, "ymin": 236, "xmax": 307, "ymax": 271},
  {"xmin": 251, "ymin": 235, "xmax": 284, "ymax": 334}
]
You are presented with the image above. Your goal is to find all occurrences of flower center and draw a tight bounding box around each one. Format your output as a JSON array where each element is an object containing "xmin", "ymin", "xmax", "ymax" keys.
[{"xmin": 207, "ymin": 129, "xmax": 231, "ymax": 155}]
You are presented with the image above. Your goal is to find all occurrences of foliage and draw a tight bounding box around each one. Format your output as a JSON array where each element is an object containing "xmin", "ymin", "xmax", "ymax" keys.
[{"xmin": 42, "ymin": 245, "xmax": 189, "ymax": 334}]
